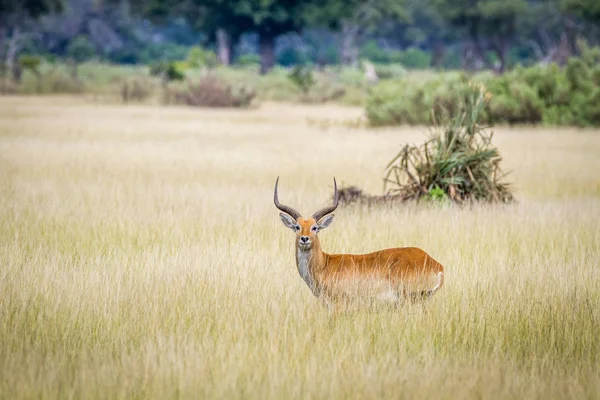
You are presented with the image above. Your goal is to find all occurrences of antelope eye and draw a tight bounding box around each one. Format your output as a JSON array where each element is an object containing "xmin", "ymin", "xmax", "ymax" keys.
[
  {"xmin": 311, "ymin": 226, "xmax": 318, "ymax": 231},
  {"xmin": 294, "ymin": 225, "xmax": 300, "ymax": 231}
]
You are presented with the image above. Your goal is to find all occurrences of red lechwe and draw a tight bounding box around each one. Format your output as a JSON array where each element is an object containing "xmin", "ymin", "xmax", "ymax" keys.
[{"xmin": 274, "ymin": 177, "xmax": 444, "ymax": 307}]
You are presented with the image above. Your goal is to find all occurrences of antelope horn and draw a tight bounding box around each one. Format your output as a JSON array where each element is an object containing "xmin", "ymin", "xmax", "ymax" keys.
[
  {"xmin": 312, "ymin": 178, "xmax": 338, "ymax": 222},
  {"xmin": 274, "ymin": 177, "xmax": 302, "ymax": 221}
]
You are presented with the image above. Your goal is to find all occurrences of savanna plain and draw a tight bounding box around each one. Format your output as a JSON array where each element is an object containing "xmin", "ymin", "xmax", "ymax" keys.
[{"xmin": 1, "ymin": 96, "xmax": 599, "ymax": 399}]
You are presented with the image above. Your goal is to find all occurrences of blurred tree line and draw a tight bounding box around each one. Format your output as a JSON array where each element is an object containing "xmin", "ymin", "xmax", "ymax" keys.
[{"xmin": 1, "ymin": 0, "xmax": 599, "ymax": 77}]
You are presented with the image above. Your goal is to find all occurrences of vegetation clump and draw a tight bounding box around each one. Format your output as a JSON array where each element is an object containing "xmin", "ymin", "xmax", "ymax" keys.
[
  {"xmin": 383, "ymin": 85, "xmax": 513, "ymax": 203},
  {"xmin": 341, "ymin": 84, "xmax": 513, "ymax": 206},
  {"xmin": 288, "ymin": 66, "xmax": 315, "ymax": 94},
  {"xmin": 366, "ymin": 43, "xmax": 600, "ymax": 127},
  {"xmin": 286, "ymin": 65, "xmax": 346, "ymax": 103},
  {"xmin": 119, "ymin": 75, "xmax": 154, "ymax": 103},
  {"xmin": 169, "ymin": 76, "xmax": 255, "ymax": 108}
]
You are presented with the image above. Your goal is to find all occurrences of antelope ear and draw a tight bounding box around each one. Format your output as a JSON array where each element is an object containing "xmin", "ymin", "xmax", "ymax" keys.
[
  {"xmin": 317, "ymin": 214, "xmax": 335, "ymax": 230},
  {"xmin": 279, "ymin": 213, "xmax": 299, "ymax": 230}
]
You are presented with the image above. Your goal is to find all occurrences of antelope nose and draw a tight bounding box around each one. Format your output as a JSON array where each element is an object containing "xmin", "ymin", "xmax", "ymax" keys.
[{"xmin": 300, "ymin": 236, "xmax": 309, "ymax": 243}]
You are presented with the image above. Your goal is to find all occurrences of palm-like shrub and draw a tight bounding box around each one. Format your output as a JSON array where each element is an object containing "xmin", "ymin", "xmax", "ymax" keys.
[{"xmin": 383, "ymin": 84, "xmax": 513, "ymax": 203}]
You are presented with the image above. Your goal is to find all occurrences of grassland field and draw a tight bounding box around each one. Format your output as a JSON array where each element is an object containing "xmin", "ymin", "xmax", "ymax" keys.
[{"xmin": 1, "ymin": 96, "xmax": 599, "ymax": 399}]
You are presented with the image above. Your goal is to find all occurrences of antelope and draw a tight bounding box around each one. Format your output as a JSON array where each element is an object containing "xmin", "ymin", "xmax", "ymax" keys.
[{"xmin": 274, "ymin": 177, "xmax": 444, "ymax": 307}]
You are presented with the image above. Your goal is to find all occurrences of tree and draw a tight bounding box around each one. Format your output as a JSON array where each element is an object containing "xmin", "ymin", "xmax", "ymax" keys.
[
  {"xmin": 125, "ymin": 0, "xmax": 375, "ymax": 74},
  {"xmin": 514, "ymin": 0, "xmax": 570, "ymax": 64},
  {"xmin": 563, "ymin": 0, "xmax": 600, "ymax": 24},
  {"xmin": 198, "ymin": 0, "xmax": 312, "ymax": 74},
  {"xmin": 0, "ymin": 0, "xmax": 63, "ymax": 83},
  {"xmin": 339, "ymin": 0, "xmax": 407, "ymax": 67},
  {"xmin": 66, "ymin": 35, "xmax": 95, "ymax": 78},
  {"xmin": 432, "ymin": 0, "xmax": 528, "ymax": 72},
  {"xmin": 373, "ymin": 0, "xmax": 449, "ymax": 68}
]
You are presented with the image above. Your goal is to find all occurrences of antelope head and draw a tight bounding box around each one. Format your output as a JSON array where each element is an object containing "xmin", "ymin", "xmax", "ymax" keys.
[{"xmin": 274, "ymin": 177, "xmax": 338, "ymax": 251}]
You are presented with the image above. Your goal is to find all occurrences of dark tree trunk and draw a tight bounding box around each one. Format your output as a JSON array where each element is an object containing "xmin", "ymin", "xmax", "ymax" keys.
[
  {"xmin": 491, "ymin": 35, "xmax": 509, "ymax": 73},
  {"xmin": 555, "ymin": 32, "xmax": 572, "ymax": 65},
  {"xmin": 431, "ymin": 41, "xmax": 446, "ymax": 69},
  {"xmin": 11, "ymin": 60, "xmax": 22, "ymax": 83},
  {"xmin": 6, "ymin": 26, "xmax": 22, "ymax": 84},
  {"xmin": 216, "ymin": 28, "xmax": 230, "ymax": 66},
  {"xmin": 340, "ymin": 21, "xmax": 359, "ymax": 67},
  {"xmin": 68, "ymin": 57, "xmax": 79, "ymax": 80},
  {"xmin": 467, "ymin": 21, "xmax": 494, "ymax": 71},
  {"xmin": 0, "ymin": 27, "xmax": 6, "ymax": 78},
  {"xmin": 259, "ymin": 33, "xmax": 275, "ymax": 75},
  {"xmin": 33, "ymin": 70, "xmax": 42, "ymax": 92}
]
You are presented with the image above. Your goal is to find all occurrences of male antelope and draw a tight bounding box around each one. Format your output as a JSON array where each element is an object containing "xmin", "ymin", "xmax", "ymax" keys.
[{"xmin": 274, "ymin": 177, "xmax": 444, "ymax": 306}]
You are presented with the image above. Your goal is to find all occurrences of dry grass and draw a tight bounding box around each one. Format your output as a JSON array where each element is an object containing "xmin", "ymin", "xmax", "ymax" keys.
[{"xmin": 1, "ymin": 96, "xmax": 599, "ymax": 399}]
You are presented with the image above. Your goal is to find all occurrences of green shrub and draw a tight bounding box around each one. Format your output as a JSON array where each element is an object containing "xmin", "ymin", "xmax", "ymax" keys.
[
  {"xmin": 236, "ymin": 54, "xmax": 260, "ymax": 67},
  {"xmin": 366, "ymin": 47, "xmax": 600, "ymax": 127},
  {"xmin": 19, "ymin": 55, "xmax": 41, "ymax": 72},
  {"xmin": 374, "ymin": 63, "xmax": 406, "ymax": 80},
  {"xmin": 592, "ymin": 67, "xmax": 600, "ymax": 86},
  {"xmin": 67, "ymin": 36, "xmax": 95, "ymax": 64},
  {"xmin": 577, "ymin": 39, "xmax": 600, "ymax": 67},
  {"xmin": 288, "ymin": 66, "xmax": 315, "ymax": 94},
  {"xmin": 584, "ymin": 88, "xmax": 600, "ymax": 124},
  {"xmin": 187, "ymin": 46, "xmax": 218, "ymax": 69},
  {"xmin": 360, "ymin": 41, "xmax": 403, "ymax": 64},
  {"xmin": 333, "ymin": 67, "xmax": 367, "ymax": 88},
  {"xmin": 366, "ymin": 81, "xmax": 428, "ymax": 126},
  {"xmin": 366, "ymin": 73, "xmax": 465, "ymax": 126},
  {"xmin": 566, "ymin": 58, "xmax": 592, "ymax": 93},
  {"xmin": 489, "ymin": 82, "xmax": 544, "ymax": 124},
  {"xmin": 428, "ymin": 185, "xmax": 449, "ymax": 203},
  {"xmin": 398, "ymin": 48, "xmax": 432, "ymax": 69},
  {"xmin": 150, "ymin": 61, "xmax": 185, "ymax": 82}
]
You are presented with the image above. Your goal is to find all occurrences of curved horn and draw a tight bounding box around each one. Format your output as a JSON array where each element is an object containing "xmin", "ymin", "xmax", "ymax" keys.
[
  {"xmin": 274, "ymin": 177, "xmax": 302, "ymax": 220},
  {"xmin": 312, "ymin": 178, "xmax": 338, "ymax": 222}
]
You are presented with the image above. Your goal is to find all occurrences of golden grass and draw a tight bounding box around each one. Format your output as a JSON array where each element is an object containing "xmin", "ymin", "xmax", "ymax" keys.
[{"xmin": 1, "ymin": 96, "xmax": 599, "ymax": 399}]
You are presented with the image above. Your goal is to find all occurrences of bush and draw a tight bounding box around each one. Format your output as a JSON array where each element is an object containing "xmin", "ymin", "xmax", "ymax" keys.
[
  {"xmin": 187, "ymin": 46, "xmax": 218, "ymax": 69},
  {"xmin": 383, "ymin": 86, "xmax": 513, "ymax": 203},
  {"xmin": 366, "ymin": 81, "xmax": 428, "ymax": 126},
  {"xmin": 19, "ymin": 55, "xmax": 42, "ymax": 72},
  {"xmin": 366, "ymin": 45, "xmax": 600, "ymax": 127},
  {"xmin": 398, "ymin": 48, "xmax": 432, "ymax": 69},
  {"xmin": 373, "ymin": 63, "xmax": 406, "ymax": 80},
  {"xmin": 120, "ymin": 75, "xmax": 155, "ymax": 103},
  {"xmin": 360, "ymin": 41, "xmax": 403, "ymax": 64},
  {"xmin": 236, "ymin": 54, "xmax": 260, "ymax": 67},
  {"xmin": 488, "ymin": 81, "xmax": 544, "ymax": 124},
  {"xmin": 366, "ymin": 73, "xmax": 462, "ymax": 126},
  {"xmin": 150, "ymin": 61, "xmax": 185, "ymax": 82},
  {"xmin": 67, "ymin": 36, "xmax": 95, "ymax": 64},
  {"xmin": 168, "ymin": 76, "xmax": 255, "ymax": 108},
  {"xmin": 288, "ymin": 66, "xmax": 315, "ymax": 93}
]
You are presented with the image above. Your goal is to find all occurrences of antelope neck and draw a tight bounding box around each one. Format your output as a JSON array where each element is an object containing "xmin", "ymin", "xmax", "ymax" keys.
[{"xmin": 295, "ymin": 236, "xmax": 325, "ymax": 292}]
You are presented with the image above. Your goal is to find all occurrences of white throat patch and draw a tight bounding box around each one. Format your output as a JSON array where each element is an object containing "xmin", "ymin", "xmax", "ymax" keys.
[{"xmin": 296, "ymin": 249, "xmax": 314, "ymax": 291}]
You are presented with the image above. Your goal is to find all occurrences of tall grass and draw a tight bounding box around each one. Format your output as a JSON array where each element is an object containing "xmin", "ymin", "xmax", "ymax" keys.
[{"xmin": 1, "ymin": 96, "xmax": 599, "ymax": 399}]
